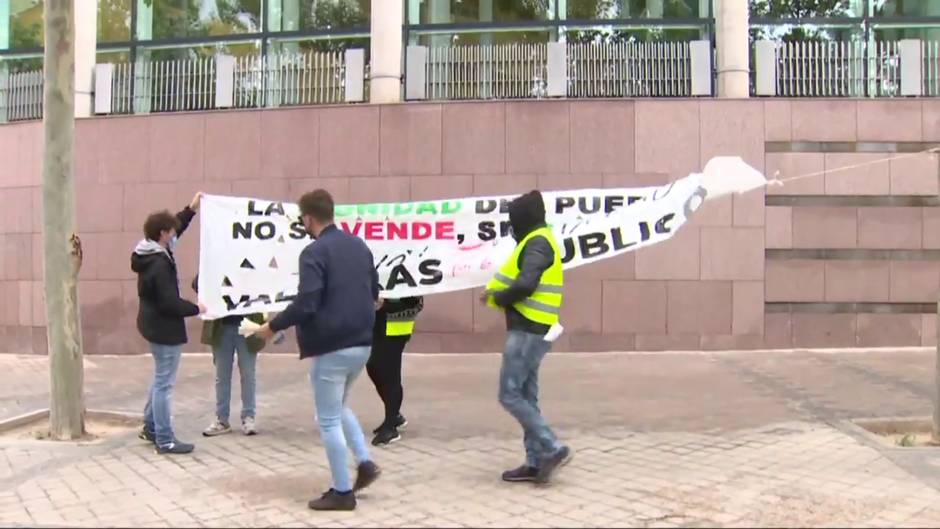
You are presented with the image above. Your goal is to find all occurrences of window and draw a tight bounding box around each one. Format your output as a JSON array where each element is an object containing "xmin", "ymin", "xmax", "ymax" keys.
[
  {"xmin": 870, "ymin": 0, "xmax": 940, "ymax": 17},
  {"xmin": 409, "ymin": 0, "xmax": 552, "ymax": 25},
  {"xmin": 9, "ymin": 0, "xmax": 43, "ymax": 50},
  {"xmin": 268, "ymin": 0, "xmax": 370, "ymax": 33},
  {"xmin": 147, "ymin": 0, "xmax": 262, "ymax": 40},
  {"xmin": 749, "ymin": 0, "xmax": 864, "ymax": 18},
  {"xmin": 99, "ymin": 0, "xmax": 132, "ymax": 42},
  {"xmin": 567, "ymin": 0, "xmax": 710, "ymax": 20}
]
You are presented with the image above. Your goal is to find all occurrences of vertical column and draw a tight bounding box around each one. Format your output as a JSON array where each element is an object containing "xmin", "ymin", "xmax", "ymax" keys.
[
  {"xmin": 75, "ymin": 0, "xmax": 97, "ymax": 118},
  {"xmin": 134, "ymin": 0, "xmax": 153, "ymax": 113},
  {"xmin": 714, "ymin": 0, "xmax": 749, "ymax": 98},
  {"xmin": 554, "ymin": 0, "xmax": 567, "ymax": 42},
  {"xmin": 370, "ymin": 0, "xmax": 404, "ymax": 103}
]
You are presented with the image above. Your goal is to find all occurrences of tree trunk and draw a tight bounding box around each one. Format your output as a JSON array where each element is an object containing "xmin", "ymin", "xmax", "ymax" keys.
[{"xmin": 43, "ymin": 0, "xmax": 85, "ymax": 440}]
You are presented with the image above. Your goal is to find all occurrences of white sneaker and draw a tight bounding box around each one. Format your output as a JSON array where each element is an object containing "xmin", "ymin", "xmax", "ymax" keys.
[
  {"xmin": 202, "ymin": 419, "xmax": 231, "ymax": 437},
  {"xmin": 242, "ymin": 417, "xmax": 258, "ymax": 436}
]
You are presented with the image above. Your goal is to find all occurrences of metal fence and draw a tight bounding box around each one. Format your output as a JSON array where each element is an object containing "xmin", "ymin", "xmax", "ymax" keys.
[
  {"xmin": 106, "ymin": 51, "xmax": 348, "ymax": 115},
  {"xmin": 757, "ymin": 40, "xmax": 910, "ymax": 97},
  {"xmin": 233, "ymin": 51, "xmax": 347, "ymax": 108},
  {"xmin": 568, "ymin": 41, "xmax": 693, "ymax": 98},
  {"xmin": 0, "ymin": 69, "xmax": 43, "ymax": 122},
  {"xmin": 924, "ymin": 41, "xmax": 940, "ymax": 97},
  {"xmin": 423, "ymin": 41, "xmax": 695, "ymax": 100},
  {"xmin": 425, "ymin": 43, "xmax": 549, "ymax": 100}
]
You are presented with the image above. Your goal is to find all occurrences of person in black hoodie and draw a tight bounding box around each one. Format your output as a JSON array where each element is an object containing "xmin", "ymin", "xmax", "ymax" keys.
[
  {"xmin": 132, "ymin": 192, "xmax": 205, "ymax": 455},
  {"xmin": 481, "ymin": 190, "xmax": 571, "ymax": 485},
  {"xmin": 367, "ymin": 296, "xmax": 423, "ymax": 446}
]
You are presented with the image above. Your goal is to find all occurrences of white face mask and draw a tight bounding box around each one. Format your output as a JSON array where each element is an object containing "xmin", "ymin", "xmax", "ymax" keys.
[{"xmin": 168, "ymin": 235, "xmax": 179, "ymax": 252}]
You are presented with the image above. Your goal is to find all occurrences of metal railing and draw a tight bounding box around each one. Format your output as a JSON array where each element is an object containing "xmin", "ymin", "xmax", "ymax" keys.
[
  {"xmin": 425, "ymin": 43, "xmax": 549, "ymax": 100},
  {"xmin": 233, "ymin": 51, "xmax": 347, "ymax": 108},
  {"xmin": 105, "ymin": 50, "xmax": 352, "ymax": 115},
  {"xmin": 568, "ymin": 41, "xmax": 693, "ymax": 98},
  {"xmin": 0, "ymin": 69, "xmax": 43, "ymax": 122},
  {"xmin": 755, "ymin": 39, "xmax": 914, "ymax": 97},
  {"xmin": 924, "ymin": 41, "xmax": 940, "ymax": 97}
]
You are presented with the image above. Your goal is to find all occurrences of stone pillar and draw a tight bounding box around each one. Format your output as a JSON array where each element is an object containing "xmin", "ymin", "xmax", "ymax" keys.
[
  {"xmin": 370, "ymin": 0, "xmax": 404, "ymax": 103},
  {"xmin": 75, "ymin": 0, "xmax": 97, "ymax": 117},
  {"xmin": 714, "ymin": 0, "xmax": 749, "ymax": 98}
]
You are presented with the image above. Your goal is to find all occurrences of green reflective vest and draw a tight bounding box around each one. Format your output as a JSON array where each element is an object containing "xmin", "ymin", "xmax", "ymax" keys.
[{"xmin": 485, "ymin": 226, "xmax": 564, "ymax": 326}]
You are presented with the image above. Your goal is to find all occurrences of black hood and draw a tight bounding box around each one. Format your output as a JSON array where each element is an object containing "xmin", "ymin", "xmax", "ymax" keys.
[
  {"xmin": 131, "ymin": 251, "xmax": 164, "ymax": 274},
  {"xmin": 508, "ymin": 190, "xmax": 546, "ymax": 242}
]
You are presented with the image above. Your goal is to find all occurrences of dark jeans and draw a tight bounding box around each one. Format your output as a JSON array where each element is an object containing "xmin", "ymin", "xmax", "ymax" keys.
[
  {"xmin": 498, "ymin": 330, "xmax": 561, "ymax": 468},
  {"xmin": 366, "ymin": 335, "xmax": 409, "ymax": 429}
]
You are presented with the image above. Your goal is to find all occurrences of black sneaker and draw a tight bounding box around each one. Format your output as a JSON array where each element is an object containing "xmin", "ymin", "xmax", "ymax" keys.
[
  {"xmin": 353, "ymin": 461, "xmax": 381, "ymax": 492},
  {"xmin": 373, "ymin": 414, "xmax": 408, "ymax": 434},
  {"xmin": 371, "ymin": 428, "xmax": 401, "ymax": 447},
  {"xmin": 155, "ymin": 441, "xmax": 195, "ymax": 455},
  {"xmin": 139, "ymin": 427, "xmax": 155, "ymax": 443},
  {"xmin": 535, "ymin": 445, "xmax": 572, "ymax": 484},
  {"xmin": 502, "ymin": 465, "xmax": 539, "ymax": 483},
  {"xmin": 308, "ymin": 489, "xmax": 356, "ymax": 511}
]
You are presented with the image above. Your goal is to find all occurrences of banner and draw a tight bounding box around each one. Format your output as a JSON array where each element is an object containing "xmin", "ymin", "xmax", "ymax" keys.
[{"xmin": 198, "ymin": 157, "xmax": 765, "ymax": 318}]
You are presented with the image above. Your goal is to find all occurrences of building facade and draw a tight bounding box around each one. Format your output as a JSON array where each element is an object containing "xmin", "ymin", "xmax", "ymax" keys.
[{"xmin": 0, "ymin": 1, "xmax": 939, "ymax": 354}]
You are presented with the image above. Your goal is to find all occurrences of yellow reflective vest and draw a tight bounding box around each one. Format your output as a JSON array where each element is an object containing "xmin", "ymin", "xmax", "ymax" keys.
[{"xmin": 485, "ymin": 226, "xmax": 564, "ymax": 326}]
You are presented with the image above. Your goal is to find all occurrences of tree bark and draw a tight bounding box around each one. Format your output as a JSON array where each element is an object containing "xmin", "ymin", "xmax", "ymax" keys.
[{"xmin": 43, "ymin": 0, "xmax": 85, "ymax": 440}]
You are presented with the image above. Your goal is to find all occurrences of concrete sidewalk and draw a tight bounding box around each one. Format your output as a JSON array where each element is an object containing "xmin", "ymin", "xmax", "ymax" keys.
[{"xmin": 2, "ymin": 349, "xmax": 940, "ymax": 527}]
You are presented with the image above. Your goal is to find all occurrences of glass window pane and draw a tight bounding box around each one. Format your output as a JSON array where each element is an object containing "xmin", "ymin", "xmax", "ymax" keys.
[
  {"xmin": 749, "ymin": 23, "xmax": 863, "ymax": 42},
  {"xmin": 97, "ymin": 49, "xmax": 131, "ymax": 63},
  {"xmin": 99, "ymin": 0, "xmax": 132, "ymax": 42},
  {"xmin": 150, "ymin": 0, "xmax": 261, "ymax": 40},
  {"xmin": 871, "ymin": 1, "xmax": 940, "ymax": 17},
  {"xmin": 410, "ymin": 29, "xmax": 552, "ymax": 45},
  {"xmin": 749, "ymin": 0, "xmax": 863, "ymax": 18},
  {"xmin": 567, "ymin": 0, "xmax": 709, "ymax": 20},
  {"xmin": 143, "ymin": 40, "xmax": 261, "ymax": 61},
  {"xmin": 566, "ymin": 26, "xmax": 708, "ymax": 42},
  {"xmin": 0, "ymin": 55, "xmax": 43, "ymax": 72},
  {"xmin": 872, "ymin": 25, "xmax": 940, "ymax": 40},
  {"xmin": 268, "ymin": 0, "xmax": 370, "ymax": 33},
  {"xmin": 270, "ymin": 36, "xmax": 369, "ymax": 54},
  {"xmin": 411, "ymin": 0, "xmax": 552, "ymax": 25},
  {"xmin": 10, "ymin": 0, "xmax": 43, "ymax": 50}
]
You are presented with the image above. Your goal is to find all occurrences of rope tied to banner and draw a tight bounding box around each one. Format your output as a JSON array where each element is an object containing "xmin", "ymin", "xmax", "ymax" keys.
[{"xmin": 765, "ymin": 146, "xmax": 940, "ymax": 189}]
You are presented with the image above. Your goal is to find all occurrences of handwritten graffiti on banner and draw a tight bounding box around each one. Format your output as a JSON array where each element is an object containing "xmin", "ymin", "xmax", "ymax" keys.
[{"xmin": 198, "ymin": 175, "xmax": 708, "ymax": 318}]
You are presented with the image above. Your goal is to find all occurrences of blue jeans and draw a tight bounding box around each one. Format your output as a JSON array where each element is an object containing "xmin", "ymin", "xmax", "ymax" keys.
[
  {"xmin": 309, "ymin": 346, "xmax": 372, "ymax": 493},
  {"xmin": 499, "ymin": 330, "xmax": 561, "ymax": 468},
  {"xmin": 143, "ymin": 342, "xmax": 183, "ymax": 447},
  {"xmin": 213, "ymin": 322, "xmax": 257, "ymax": 423}
]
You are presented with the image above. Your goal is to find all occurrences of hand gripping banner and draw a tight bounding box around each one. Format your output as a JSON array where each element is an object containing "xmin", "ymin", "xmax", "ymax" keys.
[{"xmin": 198, "ymin": 157, "xmax": 766, "ymax": 318}]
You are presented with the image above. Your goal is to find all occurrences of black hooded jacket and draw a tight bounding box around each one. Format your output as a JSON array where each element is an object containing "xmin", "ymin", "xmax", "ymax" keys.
[
  {"xmin": 130, "ymin": 207, "xmax": 200, "ymax": 346},
  {"xmin": 491, "ymin": 190, "xmax": 555, "ymax": 336}
]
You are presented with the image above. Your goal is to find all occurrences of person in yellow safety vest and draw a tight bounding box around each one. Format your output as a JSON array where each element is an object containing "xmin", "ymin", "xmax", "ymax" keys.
[
  {"xmin": 480, "ymin": 190, "xmax": 571, "ymax": 486},
  {"xmin": 366, "ymin": 296, "xmax": 424, "ymax": 446}
]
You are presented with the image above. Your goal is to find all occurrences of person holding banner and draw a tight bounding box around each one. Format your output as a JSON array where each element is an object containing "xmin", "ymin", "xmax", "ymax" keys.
[
  {"xmin": 192, "ymin": 275, "xmax": 266, "ymax": 437},
  {"xmin": 132, "ymin": 192, "xmax": 206, "ymax": 455},
  {"xmin": 254, "ymin": 189, "xmax": 381, "ymax": 512},
  {"xmin": 481, "ymin": 190, "xmax": 571, "ymax": 485},
  {"xmin": 367, "ymin": 296, "xmax": 424, "ymax": 446}
]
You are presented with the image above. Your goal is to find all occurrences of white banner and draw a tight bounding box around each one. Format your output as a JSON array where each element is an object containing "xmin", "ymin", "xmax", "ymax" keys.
[{"xmin": 198, "ymin": 157, "xmax": 766, "ymax": 318}]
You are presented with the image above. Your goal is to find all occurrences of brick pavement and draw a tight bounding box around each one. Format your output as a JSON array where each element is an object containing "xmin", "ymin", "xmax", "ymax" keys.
[{"xmin": 2, "ymin": 350, "xmax": 940, "ymax": 527}]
